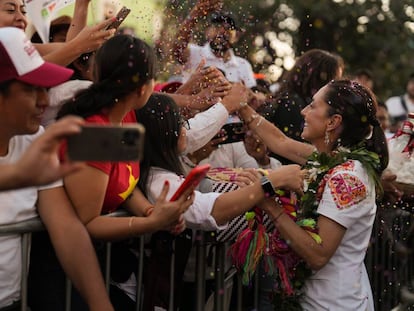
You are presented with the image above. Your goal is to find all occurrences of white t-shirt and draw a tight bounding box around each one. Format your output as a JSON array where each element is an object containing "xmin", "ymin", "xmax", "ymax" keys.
[
  {"xmin": 183, "ymin": 43, "xmax": 257, "ymax": 88},
  {"xmin": 385, "ymin": 94, "xmax": 414, "ymax": 119},
  {"xmin": 146, "ymin": 167, "xmax": 226, "ymax": 231},
  {"xmin": 185, "ymin": 102, "xmax": 229, "ymax": 154},
  {"xmin": 0, "ymin": 128, "xmax": 61, "ymax": 308},
  {"xmin": 43, "ymin": 80, "xmax": 92, "ymax": 127},
  {"xmin": 302, "ymin": 160, "xmax": 376, "ymax": 311}
]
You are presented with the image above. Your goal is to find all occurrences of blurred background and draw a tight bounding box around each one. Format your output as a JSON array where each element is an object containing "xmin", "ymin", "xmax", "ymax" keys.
[{"xmin": 57, "ymin": 0, "xmax": 414, "ymax": 108}]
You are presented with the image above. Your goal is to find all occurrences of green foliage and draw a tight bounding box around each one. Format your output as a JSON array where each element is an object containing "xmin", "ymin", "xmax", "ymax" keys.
[{"xmin": 163, "ymin": 0, "xmax": 414, "ymax": 100}]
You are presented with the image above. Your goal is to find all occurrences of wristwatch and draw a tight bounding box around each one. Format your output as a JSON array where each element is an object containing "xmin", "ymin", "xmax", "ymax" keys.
[{"xmin": 261, "ymin": 175, "xmax": 277, "ymax": 197}]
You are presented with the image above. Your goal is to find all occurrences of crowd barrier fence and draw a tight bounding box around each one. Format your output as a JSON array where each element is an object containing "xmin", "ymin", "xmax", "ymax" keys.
[{"xmin": 1, "ymin": 206, "xmax": 413, "ymax": 311}]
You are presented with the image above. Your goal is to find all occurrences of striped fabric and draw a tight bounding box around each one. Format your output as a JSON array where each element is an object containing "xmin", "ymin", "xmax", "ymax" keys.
[{"xmin": 212, "ymin": 181, "xmax": 275, "ymax": 242}]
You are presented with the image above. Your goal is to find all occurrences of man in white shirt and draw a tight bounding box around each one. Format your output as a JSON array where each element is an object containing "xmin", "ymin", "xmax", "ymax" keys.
[
  {"xmin": 172, "ymin": 0, "xmax": 256, "ymax": 88},
  {"xmin": 385, "ymin": 73, "xmax": 414, "ymax": 132}
]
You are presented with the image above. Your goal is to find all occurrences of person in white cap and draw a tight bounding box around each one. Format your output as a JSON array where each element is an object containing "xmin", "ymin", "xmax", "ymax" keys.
[{"xmin": 0, "ymin": 27, "xmax": 114, "ymax": 311}]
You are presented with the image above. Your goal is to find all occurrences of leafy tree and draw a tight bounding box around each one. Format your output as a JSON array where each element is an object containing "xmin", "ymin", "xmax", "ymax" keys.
[{"xmin": 160, "ymin": 0, "xmax": 414, "ymax": 100}]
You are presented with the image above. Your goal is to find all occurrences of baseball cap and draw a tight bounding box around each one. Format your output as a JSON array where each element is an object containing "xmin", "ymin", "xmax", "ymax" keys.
[
  {"xmin": 0, "ymin": 27, "xmax": 73, "ymax": 87},
  {"xmin": 210, "ymin": 12, "xmax": 241, "ymax": 31}
]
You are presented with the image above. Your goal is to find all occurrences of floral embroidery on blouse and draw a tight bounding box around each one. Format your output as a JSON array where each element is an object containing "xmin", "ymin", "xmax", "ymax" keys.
[
  {"xmin": 328, "ymin": 171, "xmax": 367, "ymax": 209},
  {"xmin": 316, "ymin": 161, "xmax": 366, "ymax": 210}
]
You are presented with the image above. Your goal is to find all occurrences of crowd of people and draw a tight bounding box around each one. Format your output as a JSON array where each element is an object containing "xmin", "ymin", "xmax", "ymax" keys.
[{"xmin": 0, "ymin": 0, "xmax": 412, "ymax": 311}]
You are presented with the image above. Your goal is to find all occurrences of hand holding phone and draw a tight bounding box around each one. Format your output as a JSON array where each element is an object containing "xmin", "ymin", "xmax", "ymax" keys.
[
  {"xmin": 66, "ymin": 124, "xmax": 145, "ymax": 162},
  {"xmin": 105, "ymin": 6, "xmax": 131, "ymax": 31},
  {"xmin": 170, "ymin": 164, "xmax": 211, "ymax": 201},
  {"xmin": 213, "ymin": 122, "xmax": 246, "ymax": 145}
]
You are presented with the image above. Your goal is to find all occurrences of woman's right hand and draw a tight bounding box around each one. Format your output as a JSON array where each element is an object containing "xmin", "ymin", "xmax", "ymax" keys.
[{"xmin": 149, "ymin": 181, "xmax": 195, "ymax": 231}]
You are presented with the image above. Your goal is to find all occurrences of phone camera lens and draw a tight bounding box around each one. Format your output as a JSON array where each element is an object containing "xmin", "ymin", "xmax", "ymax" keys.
[{"xmin": 122, "ymin": 130, "xmax": 138, "ymax": 145}]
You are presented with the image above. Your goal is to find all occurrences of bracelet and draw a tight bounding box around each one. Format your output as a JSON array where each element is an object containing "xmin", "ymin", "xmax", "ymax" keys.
[
  {"xmin": 128, "ymin": 216, "xmax": 136, "ymax": 236},
  {"xmin": 273, "ymin": 210, "xmax": 284, "ymax": 222},
  {"xmin": 243, "ymin": 113, "xmax": 259, "ymax": 126},
  {"xmin": 239, "ymin": 102, "xmax": 248, "ymax": 108},
  {"xmin": 256, "ymin": 116, "xmax": 264, "ymax": 127}
]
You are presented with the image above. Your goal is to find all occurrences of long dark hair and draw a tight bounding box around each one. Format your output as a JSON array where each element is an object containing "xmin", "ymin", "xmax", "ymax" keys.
[
  {"xmin": 325, "ymin": 79, "xmax": 389, "ymax": 173},
  {"xmin": 57, "ymin": 35, "xmax": 156, "ymax": 119},
  {"xmin": 277, "ymin": 49, "xmax": 343, "ymax": 103},
  {"xmin": 136, "ymin": 93, "xmax": 185, "ymax": 195}
]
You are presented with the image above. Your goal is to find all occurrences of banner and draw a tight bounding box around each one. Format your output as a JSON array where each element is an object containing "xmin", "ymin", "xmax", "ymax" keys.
[{"xmin": 25, "ymin": 0, "xmax": 75, "ymax": 43}]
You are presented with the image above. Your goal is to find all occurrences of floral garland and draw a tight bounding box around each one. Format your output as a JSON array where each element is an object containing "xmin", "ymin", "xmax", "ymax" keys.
[
  {"xmin": 230, "ymin": 143, "xmax": 381, "ymax": 311},
  {"xmin": 269, "ymin": 143, "xmax": 381, "ymax": 310}
]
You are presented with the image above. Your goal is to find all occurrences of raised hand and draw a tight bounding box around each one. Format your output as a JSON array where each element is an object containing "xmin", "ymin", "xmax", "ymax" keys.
[
  {"xmin": 221, "ymin": 83, "xmax": 251, "ymax": 114},
  {"xmin": 71, "ymin": 18, "xmax": 116, "ymax": 54},
  {"xmin": 244, "ymin": 131, "xmax": 271, "ymax": 166}
]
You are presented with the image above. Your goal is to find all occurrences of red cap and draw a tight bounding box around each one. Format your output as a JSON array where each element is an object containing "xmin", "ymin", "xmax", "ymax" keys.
[{"xmin": 0, "ymin": 27, "xmax": 73, "ymax": 87}]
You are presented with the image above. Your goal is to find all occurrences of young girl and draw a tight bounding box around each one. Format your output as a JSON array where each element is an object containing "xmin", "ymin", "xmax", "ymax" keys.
[
  {"xmin": 135, "ymin": 92, "xmax": 303, "ymax": 310},
  {"xmin": 30, "ymin": 35, "xmax": 194, "ymax": 311}
]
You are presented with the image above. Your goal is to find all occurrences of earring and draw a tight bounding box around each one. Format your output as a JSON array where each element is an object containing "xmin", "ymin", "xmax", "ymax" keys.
[{"xmin": 324, "ymin": 130, "xmax": 330, "ymax": 145}]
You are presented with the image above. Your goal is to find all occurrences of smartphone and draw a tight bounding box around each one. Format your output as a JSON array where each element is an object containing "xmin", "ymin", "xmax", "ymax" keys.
[
  {"xmin": 170, "ymin": 164, "xmax": 211, "ymax": 201},
  {"xmin": 214, "ymin": 122, "xmax": 246, "ymax": 145},
  {"xmin": 105, "ymin": 6, "xmax": 131, "ymax": 30},
  {"xmin": 66, "ymin": 124, "xmax": 145, "ymax": 162}
]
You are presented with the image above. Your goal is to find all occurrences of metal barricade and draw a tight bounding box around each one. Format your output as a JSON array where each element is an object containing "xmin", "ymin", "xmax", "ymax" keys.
[
  {"xmin": 0, "ymin": 210, "xmax": 148, "ymax": 311},
  {"xmin": 366, "ymin": 204, "xmax": 414, "ymax": 311},
  {"xmin": 7, "ymin": 206, "xmax": 412, "ymax": 311},
  {"xmin": 0, "ymin": 211, "xmax": 250, "ymax": 311}
]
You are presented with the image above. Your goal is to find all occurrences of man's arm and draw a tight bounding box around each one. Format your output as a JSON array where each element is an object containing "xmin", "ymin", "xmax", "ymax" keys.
[
  {"xmin": 37, "ymin": 187, "xmax": 114, "ymax": 311},
  {"xmin": 172, "ymin": 0, "xmax": 223, "ymax": 64}
]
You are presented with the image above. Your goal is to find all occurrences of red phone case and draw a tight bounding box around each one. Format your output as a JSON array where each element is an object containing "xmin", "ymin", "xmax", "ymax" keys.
[{"xmin": 170, "ymin": 164, "xmax": 211, "ymax": 201}]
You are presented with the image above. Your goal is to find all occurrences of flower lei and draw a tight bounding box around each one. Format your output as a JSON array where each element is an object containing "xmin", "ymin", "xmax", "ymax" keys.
[{"xmin": 230, "ymin": 143, "xmax": 381, "ymax": 311}]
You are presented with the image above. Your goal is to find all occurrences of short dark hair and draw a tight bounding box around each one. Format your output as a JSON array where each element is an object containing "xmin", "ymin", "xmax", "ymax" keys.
[{"xmin": 210, "ymin": 12, "xmax": 240, "ymax": 30}]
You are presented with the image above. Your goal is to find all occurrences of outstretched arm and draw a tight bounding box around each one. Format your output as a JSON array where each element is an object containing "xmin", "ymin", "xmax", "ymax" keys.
[
  {"xmin": 66, "ymin": 0, "xmax": 91, "ymax": 41},
  {"xmin": 211, "ymin": 164, "xmax": 304, "ymax": 225},
  {"xmin": 34, "ymin": 18, "xmax": 115, "ymax": 66},
  {"xmin": 239, "ymin": 104, "xmax": 314, "ymax": 165},
  {"xmin": 172, "ymin": 0, "xmax": 223, "ymax": 64}
]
